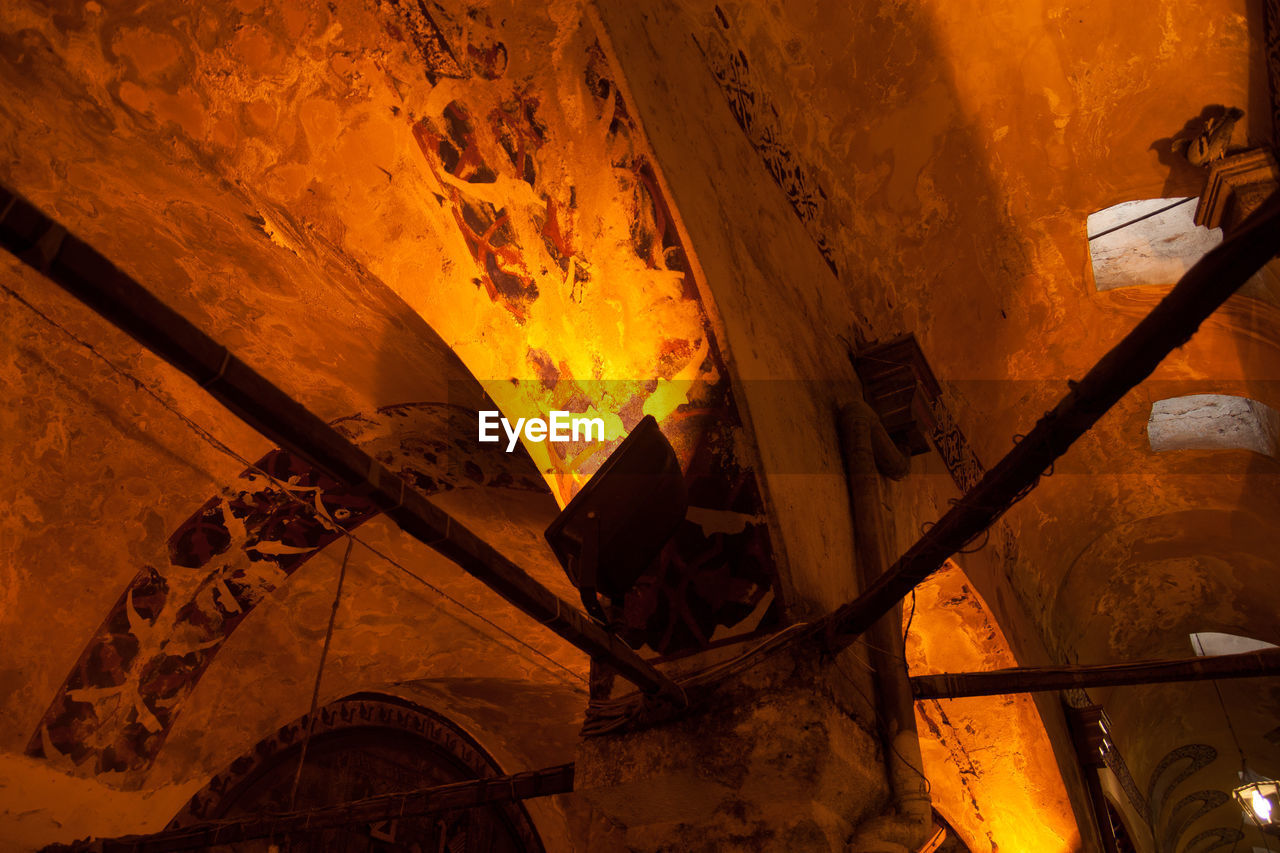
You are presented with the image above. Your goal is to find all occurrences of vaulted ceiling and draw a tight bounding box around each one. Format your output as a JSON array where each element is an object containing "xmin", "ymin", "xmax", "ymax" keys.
[{"xmin": 1, "ymin": 0, "xmax": 1276, "ymax": 851}]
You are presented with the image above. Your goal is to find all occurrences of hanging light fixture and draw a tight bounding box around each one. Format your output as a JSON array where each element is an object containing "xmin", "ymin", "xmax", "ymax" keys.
[
  {"xmin": 1234, "ymin": 769, "xmax": 1280, "ymax": 828},
  {"xmin": 1192, "ymin": 633, "xmax": 1280, "ymax": 833}
]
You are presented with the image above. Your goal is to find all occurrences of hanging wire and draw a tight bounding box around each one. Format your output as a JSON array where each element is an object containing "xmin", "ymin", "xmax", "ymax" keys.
[
  {"xmin": 1085, "ymin": 196, "xmax": 1196, "ymax": 242},
  {"xmin": 1192, "ymin": 634, "xmax": 1249, "ymax": 771},
  {"xmin": 287, "ymin": 536, "xmax": 353, "ymax": 812},
  {"xmin": 2, "ymin": 282, "xmax": 588, "ymax": 688},
  {"xmin": 832, "ymin": 657, "xmax": 931, "ymax": 794}
]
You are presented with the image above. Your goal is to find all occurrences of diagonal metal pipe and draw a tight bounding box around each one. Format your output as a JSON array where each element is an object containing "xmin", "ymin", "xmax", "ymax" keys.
[
  {"xmin": 0, "ymin": 185, "xmax": 682, "ymax": 700},
  {"xmin": 821, "ymin": 189, "xmax": 1280, "ymax": 654},
  {"xmin": 838, "ymin": 398, "xmax": 932, "ymax": 851},
  {"xmin": 41, "ymin": 762, "xmax": 576, "ymax": 852},
  {"xmin": 911, "ymin": 648, "xmax": 1280, "ymax": 699}
]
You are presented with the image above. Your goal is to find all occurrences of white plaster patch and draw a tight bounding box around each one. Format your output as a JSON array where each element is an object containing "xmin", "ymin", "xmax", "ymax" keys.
[
  {"xmin": 1087, "ymin": 198, "xmax": 1222, "ymax": 290},
  {"xmin": 1147, "ymin": 394, "xmax": 1279, "ymax": 457},
  {"xmin": 1189, "ymin": 631, "xmax": 1278, "ymax": 656}
]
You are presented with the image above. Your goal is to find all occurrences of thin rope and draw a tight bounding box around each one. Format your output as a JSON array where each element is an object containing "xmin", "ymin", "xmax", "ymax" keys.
[
  {"xmin": 2, "ymin": 282, "xmax": 587, "ymax": 688},
  {"xmin": 1190, "ymin": 637, "xmax": 1278, "ymax": 852},
  {"xmin": 1192, "ymin": 634, "xmax": 1249, "ymax": 770},
  {"xmin": 288, "ymin": 537, "xmax": 352, "ymax": 812},
  {"xmin": 833, "ymin": 658, "xmax": 932, "ymax": 794}
]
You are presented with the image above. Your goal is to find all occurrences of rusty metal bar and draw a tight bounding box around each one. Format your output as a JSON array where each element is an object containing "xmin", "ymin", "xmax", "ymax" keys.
[
  {"xmin": 586, "ymin": 189, "xmax": 1280, "ymax": 736},
  {"xmin": 821, "ymin": 190, "xmax": 1280, "ymax": 653},
  {"xmin": 44, "ymin": 762, "xmax": 575, "ymax": 852},
  {"xmin": 0, "ymin": 185, "xmax": 681, "ymax": 699},
  {"xmin": 911, "ymin": 648, "xmax": 1280, "ymax": 699}
]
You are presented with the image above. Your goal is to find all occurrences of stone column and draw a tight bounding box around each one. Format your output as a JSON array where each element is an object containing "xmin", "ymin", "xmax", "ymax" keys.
[{"xmin": 575, "ymin": 643, "xmax": 891, "ymax": 852}]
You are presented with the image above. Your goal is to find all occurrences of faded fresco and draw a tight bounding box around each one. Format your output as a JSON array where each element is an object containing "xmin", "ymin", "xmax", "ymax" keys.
[
  {"xmin": 9, "ymin": 0, "xmax": 784, "ymax": 788},
  {"xmin": 25, "ymin": 404, "xmax": 544, "ymax": 781}
]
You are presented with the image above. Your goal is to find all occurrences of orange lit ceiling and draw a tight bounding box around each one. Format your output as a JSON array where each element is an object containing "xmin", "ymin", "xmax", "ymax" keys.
[
  {"xmin": 907, "ymin": 562, "xmax": 1080, "ymax": 853},
  {"xmin": 0, "ymin": 0, "xmax": 790, "ymax": 800},
  {"xmin": 3, "ymin": 0, "xmax": 1279, "ymax": 850}
]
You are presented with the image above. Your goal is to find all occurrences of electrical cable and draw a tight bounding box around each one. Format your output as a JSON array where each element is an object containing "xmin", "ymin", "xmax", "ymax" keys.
[
  {"xmin": 288, "ymin": 536, "xmax": 352, "ymax": 812},
  {"xmin": 1086, "ymin": 196, "xmax": 1196, "ymax": 242},
  {"xmin": 832, "ymin": 657, "xmax": 931, "ymax": 794},
  {"xmin": 2, "ymin": 281, "xmax": 588, "ymax": 689}
]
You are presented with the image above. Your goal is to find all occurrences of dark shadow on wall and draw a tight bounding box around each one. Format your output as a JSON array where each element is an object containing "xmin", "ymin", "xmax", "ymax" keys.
[
  {"xmin": 588, "ymin": 0, "xmax": 1107, "ymax": 848},
  {"xmin": 1245, "ymin": 0, "xmax": 1278, "ymax": 148}
]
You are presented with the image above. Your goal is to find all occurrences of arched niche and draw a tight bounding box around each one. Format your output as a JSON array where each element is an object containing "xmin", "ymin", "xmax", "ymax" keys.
[
  {"xmin": 905, "ymin": 560, "xmax": 1080, "ymax": 853},
  {"xmin": 170, "ymin": 692, "xmax": 547, "ymax": 852},
  {"xmin": 1148, "ymin": 394, "xmax": 1279, "ymax": 457}
]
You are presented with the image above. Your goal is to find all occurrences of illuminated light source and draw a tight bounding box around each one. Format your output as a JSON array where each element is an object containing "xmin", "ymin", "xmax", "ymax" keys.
[
  {"xmin": 1233, "ymin": 770, "xmax": 1280, "ymax": 827},
  {"xmin": 544, "ymin": 415, "xmax": 687, "ymax": 625}
]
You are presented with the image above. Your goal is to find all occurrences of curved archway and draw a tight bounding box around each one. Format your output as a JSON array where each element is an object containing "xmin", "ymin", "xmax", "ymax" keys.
[
  {"xmin": 24, "ymin": 402, "xmax": 558, "ymax": 785},
  {"xmin": 905, "ymin": 560, "xmax": 1080, "ymax": 853},
  {"xmin": 171, "ymin": 693, "xmax": 546, "ymax": 852},
  {"xmin": 1044, "ymin": 509, "xmax": 1280, "ymax": 850},
  {"xmin": 1048, "ymin": 508, "xmax": 1280, "ymax": 664}
]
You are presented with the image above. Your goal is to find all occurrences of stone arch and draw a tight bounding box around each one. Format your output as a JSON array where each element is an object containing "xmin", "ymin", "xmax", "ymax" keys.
[
  {"xmin": 905, "ymin": 560, "xmax": 1080, "ymax": 853},
  {"xmin": 25, "ymin": 402, "xmax": 554, "ymax": 786},
  {"xmin": 170, "ymin": 692, "xmax": 547, "ymax": 852},
  {"xmin": 1048, "ymin": 508, "xmax": 1280, "ymax": 664}
]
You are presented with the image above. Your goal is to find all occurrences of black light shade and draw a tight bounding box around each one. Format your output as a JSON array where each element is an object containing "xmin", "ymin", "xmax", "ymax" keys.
[{"xmin": 545, "ymin": 415, "xmax": 687, "ymax": 619}]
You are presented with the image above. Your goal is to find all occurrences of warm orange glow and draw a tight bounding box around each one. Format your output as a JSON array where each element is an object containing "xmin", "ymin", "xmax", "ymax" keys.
[
  {"xmin": 907, "ymin": 562, "xmax": 1080, "ymax": 853},
  {"xmin": 389, "ymin": 47, "xmax": 714, "ymax": 506}
]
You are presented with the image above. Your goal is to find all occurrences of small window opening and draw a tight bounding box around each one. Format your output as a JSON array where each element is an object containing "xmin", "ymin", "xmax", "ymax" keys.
[
  {"xmin": 1148, "ymin": 395, "xmax": 1279, "ymax": 458},
  {"xmin": 1088, "ymin": 198, "xmax": 1222, "ymax": 290},
  {"xmin": 1189, "ymin": 632, "xmax": 1279, "ymax": 657}
]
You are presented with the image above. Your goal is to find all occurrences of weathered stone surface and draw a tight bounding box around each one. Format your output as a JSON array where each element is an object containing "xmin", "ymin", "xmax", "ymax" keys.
[
  {"xmin": 1087, "ymin": 199, "xmax": 1222, "ymax": 291},
  {"xmin": 1148, "ymin": 393, "xmax": 1279, "ymax": 457},
  {"xmin": 576, "ymin": 648, "xmax": 886, "ymax": 852},
  {"xmin": 3, "ymin": 0, "xmax": 1279, "ymax": 847}
]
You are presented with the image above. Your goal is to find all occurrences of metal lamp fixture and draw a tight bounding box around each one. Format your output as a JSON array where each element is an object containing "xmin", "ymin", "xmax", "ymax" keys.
[
  {"xmin": 1192, "ymin": 632, "xmax": 1280, "ymax": 833},
  {"xmin": 1234, "ymin": 769, "xmax": 1280, "ymax": 827},
  {"xmin": 544, "ymin": 414, "xmax": 687, "ymax": 625}
]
